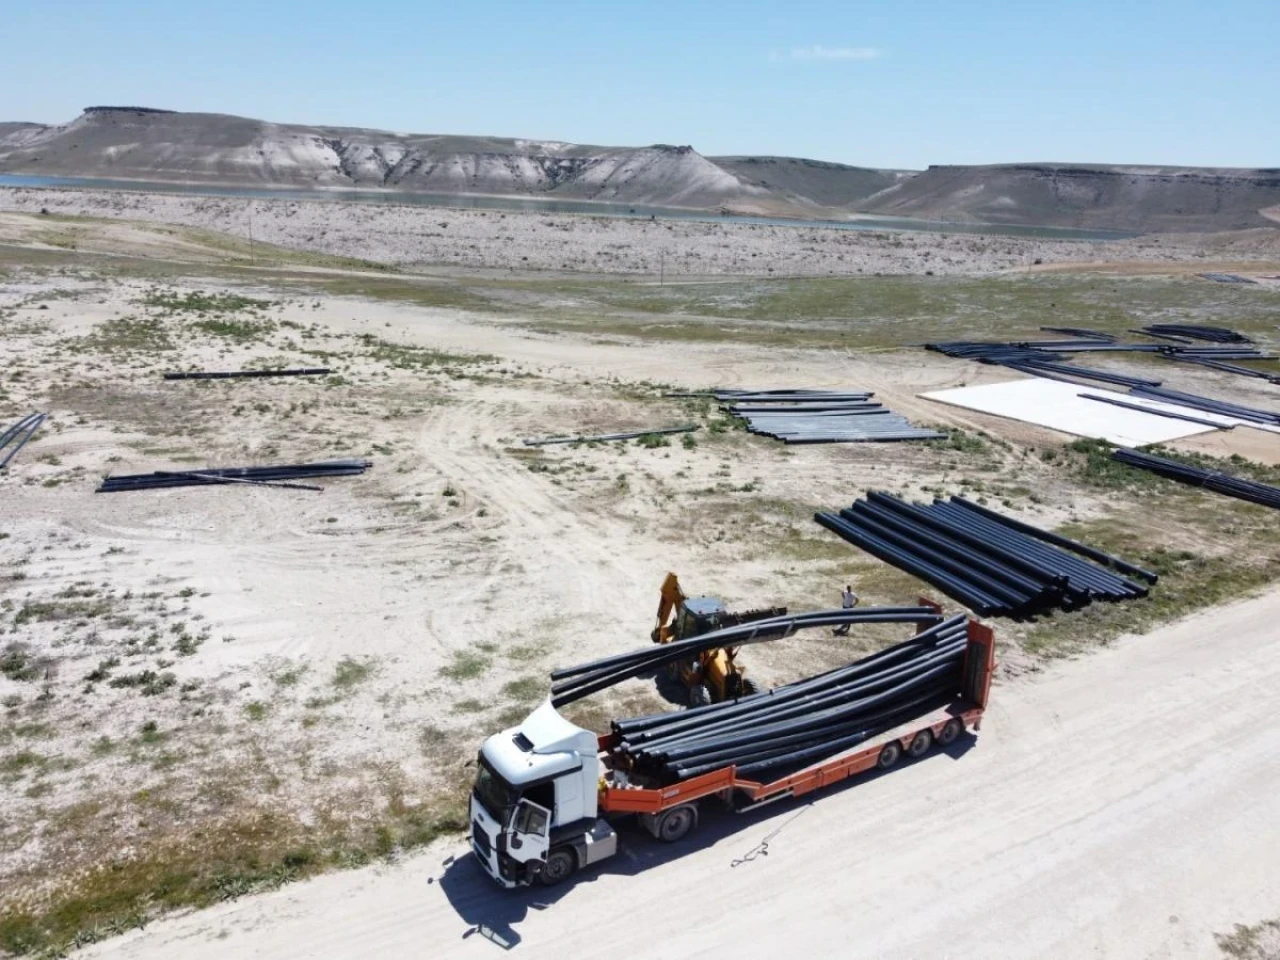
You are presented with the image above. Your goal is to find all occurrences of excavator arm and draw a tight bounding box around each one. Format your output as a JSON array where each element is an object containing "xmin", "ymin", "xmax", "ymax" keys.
[{"xmin": 652, "ymin": 572, "xmax": 686, "ymax": 645}]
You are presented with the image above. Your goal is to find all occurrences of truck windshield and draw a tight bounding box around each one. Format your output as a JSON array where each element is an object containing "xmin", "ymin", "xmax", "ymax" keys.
[{"xmin": 473, "ymin": 758, "xmax": 518, "ymax": 823}]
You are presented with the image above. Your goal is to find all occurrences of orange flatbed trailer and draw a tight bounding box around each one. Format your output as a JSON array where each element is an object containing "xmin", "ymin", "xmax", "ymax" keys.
[{"xmin": 597, "ymin": 618, "xmax": 995, "ymax": 817}]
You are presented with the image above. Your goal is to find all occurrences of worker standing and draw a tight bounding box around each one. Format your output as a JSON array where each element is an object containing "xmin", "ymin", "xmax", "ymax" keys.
[{"xmin": 831, "ymin": 584, "xmax": 859, "ymax": 635}]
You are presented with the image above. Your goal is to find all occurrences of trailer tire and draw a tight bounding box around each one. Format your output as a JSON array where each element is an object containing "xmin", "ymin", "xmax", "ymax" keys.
[
  {"xmin": 656, "ymin": 804, "xmax": 698, "ymax": 843},
  {"xmin": 877, "ymin": 742, "xmax": 902, "ymax": 770},
  {"xmin": 908, "ymin": 729, "xmax": 934, "ymax": 758},
  {"xmin": 938, "ymin": 718, "xmax": 964, "ymax": 746},
  {"xmin": 536, "ymin": 847, "xmax": 578, "ymax": 887}
]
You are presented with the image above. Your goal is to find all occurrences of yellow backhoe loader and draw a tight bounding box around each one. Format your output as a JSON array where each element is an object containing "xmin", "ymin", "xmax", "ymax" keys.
[{"xmin": 651, "ymin": 572, "xmax": 787, "ymax": 706}]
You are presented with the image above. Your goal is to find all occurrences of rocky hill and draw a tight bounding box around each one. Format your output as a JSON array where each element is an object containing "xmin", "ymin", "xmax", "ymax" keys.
[
  {"xmin": 0, "ymin": 107, "xmax": 890, "ymax": 215},
  {"xmin": 2, "ymin": 108, "xmax": 1278, "ymax": 232},
  {"xmin": 860, "ymin": 163, "xmax": 1280, "ymax": 232}
]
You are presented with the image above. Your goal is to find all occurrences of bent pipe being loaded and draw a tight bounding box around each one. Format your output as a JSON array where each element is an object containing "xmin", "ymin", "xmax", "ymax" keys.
[
  {"xmin": 549, "ymin": 605, "xmax": 942, "ymax": 683},
  {"xmin": 548, "ymin": 609, "xmax": 950, "ymax": 707}
]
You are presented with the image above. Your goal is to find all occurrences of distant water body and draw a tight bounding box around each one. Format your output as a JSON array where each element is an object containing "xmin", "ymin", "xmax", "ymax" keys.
[{"xmin": 0, "ymin": 173, "xmax": 1135, "ymax": 241}]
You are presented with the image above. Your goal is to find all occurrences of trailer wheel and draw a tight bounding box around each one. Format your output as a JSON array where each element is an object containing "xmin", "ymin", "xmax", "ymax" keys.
[
  {"xmin": 536, "ymin": 847, "xmax": 577, "ymax": 887},
  {"xmin": 938, "ymin": 718, "xmax": 964, "ymax": 746},
  {"xmin": 908, "ymin": 729, "xmax": 934, "ymax": 758},
  {"xmin": 877, "ymin": 742, "xmax": 902, "ymax": 770},
  {"xmin": 656, "ymin": 804, "xmax": 697, "ymax": 842},
  {"xmin": 688, "ymin": 683, "xmax": 712, "ymax": 707}
]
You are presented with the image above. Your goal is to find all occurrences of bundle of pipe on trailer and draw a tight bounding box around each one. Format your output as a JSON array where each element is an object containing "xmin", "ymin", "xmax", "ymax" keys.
[
  {"xmin": 162, "ymin": 368, "xmax": 331, "ymax": 380},
  {"xmin": 1127, "ymin": 386, "xmax": 1280, "ymax": 428},
  {"xmin": 0, "ymin": 412, "xmax": 46, "ymax": 469},
  {"xmin": 815, "ymin": 492, "xmax": 1154, "ymax": 617},
  {"xmin": 713, "ymin": 389, "xmax": 944, "ymax": 444},
  {"xmin": 1111, "ymin": 449, "xmax": 1280, "ymax": 510},
  {"xmin": 1139, "ymin": 324, "xmax": 1253, "ymax": 344},
  {"xmin": 549, "ymin": 606, "xmax": 946, "ymax": 708},
  {"xmin": 608, "ymin": 615, "xmax": 971, "ymax": 782},
  {"xmin": 97, "ymin": 459, "xmax": 371, "ymax": 492}
]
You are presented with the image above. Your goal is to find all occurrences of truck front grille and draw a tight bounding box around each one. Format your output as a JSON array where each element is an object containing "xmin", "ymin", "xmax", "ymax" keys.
[{"xmin": 471, "ymin": 821, "xmax": 492, "ymax": 859}]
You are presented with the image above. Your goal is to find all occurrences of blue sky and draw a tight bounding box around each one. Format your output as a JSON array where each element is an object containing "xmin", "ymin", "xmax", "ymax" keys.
[{"xmin": 3, "ymin": 0, "xmax": 1276, "ymax": 169}]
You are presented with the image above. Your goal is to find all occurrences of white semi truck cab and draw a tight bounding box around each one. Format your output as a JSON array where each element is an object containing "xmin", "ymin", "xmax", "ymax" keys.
[{"xmin": 469, "ymin": 701, "xmax": 618, "ymax": 888}]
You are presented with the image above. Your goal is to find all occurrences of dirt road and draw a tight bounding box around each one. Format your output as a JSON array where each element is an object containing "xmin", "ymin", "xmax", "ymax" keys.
[{"xmin": 81, "ymin": 589, "xmax": 1280, "ymax": 959}]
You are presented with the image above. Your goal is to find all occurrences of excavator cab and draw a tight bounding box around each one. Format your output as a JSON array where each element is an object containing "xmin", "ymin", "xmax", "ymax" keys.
[{"xmin": 652, "ymin": 573, "xmax": 784, "ymax": 706}]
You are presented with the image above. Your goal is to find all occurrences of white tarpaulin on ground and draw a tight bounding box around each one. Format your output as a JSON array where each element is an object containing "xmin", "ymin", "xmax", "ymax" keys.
[{"xmin": 920, "ymin": 378, "xmax": 1227, "ymax": 446}]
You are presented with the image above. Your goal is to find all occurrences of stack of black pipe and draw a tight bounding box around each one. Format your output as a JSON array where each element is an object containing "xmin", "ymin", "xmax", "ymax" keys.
[
  {"xmin": 609, "ymin": 615, "xmax": 970, "ymax": 783},
  {"xmin": 1111, "ymin": 449, "xmax": 1280, "ymax": 511},
  {"xmin": 712, "ymin": 389, "xmax": 944, "ymax": 444},
  {"xmin": 97, "ymin": 459, "xmax": 371, "ymax": 492},
  {"xmin": 1139, "ymin": 324, "xmax": 1253, "ymax": 344},
  {"xmin": 549, "ymin": 606, "xmax": 945, "ymax": 708},
  {"xmin": 816, "ymin": 493, "xmax": 1155, "ymax": 617}
]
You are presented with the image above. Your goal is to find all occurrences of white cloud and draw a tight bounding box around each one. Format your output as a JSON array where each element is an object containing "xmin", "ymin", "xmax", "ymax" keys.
[{"xmin": 781, "ymin": 45, "xmax": 882, "ymax": 62}]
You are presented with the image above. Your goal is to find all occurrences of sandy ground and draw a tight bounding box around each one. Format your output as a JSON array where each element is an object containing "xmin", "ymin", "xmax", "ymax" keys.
[
  {"xmin": 4, "ymin": 186, "xmax": 1280, "ymax": 277},
  {"xmin": 76, "ymin": 588, "xmax": 1280, "ymax": 960}
]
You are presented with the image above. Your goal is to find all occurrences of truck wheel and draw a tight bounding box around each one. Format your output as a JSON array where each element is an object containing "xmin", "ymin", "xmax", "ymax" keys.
[
  {"xmin": 656, "ymin": 804, "xmax": 697, "ymax": 842},
  {"xmin": 938, "ymin": 718, "xmax": 964, "ymax": 746},
  {"xmin": 536, "ymin": 847, "xmax": 577, "ymax": 887},
  {"xmin": 688, "ymin": 683, "xmax": 712, "ymax": 707},
  {"xmin": 877, "ymin": 742, "xmax": 901, "ymax": 769},
  {"xmin": 908, "ymin": 729, "xmax": 934, "ymax": 758}
]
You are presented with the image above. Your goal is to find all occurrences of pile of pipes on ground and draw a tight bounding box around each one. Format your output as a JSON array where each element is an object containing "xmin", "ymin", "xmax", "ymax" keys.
[
  {"xmin": 927, "ymin": 331, "xmax": 1278, "ymax": 386},
  {"xmin": 0, "ymin": 412, "xmax": 45, "ymax": 470},
  {"xmin": 605, "ymin": 615, "xmax": 969, "ymax": 783},
  {"xmin": 97, "ymin": 459, "xmax": 371, "ymax": 493},
  {"xmin": 549, "ymin": 605, "xmax": 946, "ymax": 709},
  {"xmin": 712, "ymin": 389, "xmax": 945, "ymax": 444},
  {"xmin": 1137, "ymin": 324, "xmax": 1253, "ymax": 344},
  {"xmin": 1112, "ymin": 448, "xmax": 1280, "ymax": 511},
  {"xmin": 1126, "ymin": 385, "xmax": 1280, "ymax": 427},
  {"xmin": 815, "ymin": 493, "xmax": 1156, "ymax": 617}
]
